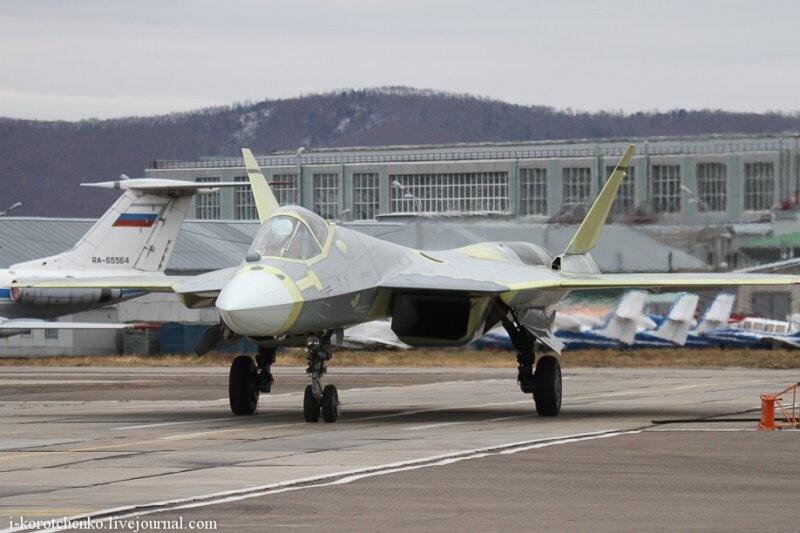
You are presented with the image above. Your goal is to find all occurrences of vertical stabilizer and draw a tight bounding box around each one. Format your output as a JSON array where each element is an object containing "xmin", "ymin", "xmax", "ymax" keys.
[
  {"xmin": 13, "ymin": 191, "xmax": 190, "ymax": 272},
  {"xmin": 564, "ymin": 145, "xmax": 635, "ymax": 255},
  {"xmin": 595, "ymin": 290, "xmax": 649, "ymax": 345},
  {"xmin": 241, "ymin": 148, "xmax": 280, "ymax": 222},
  {"xmin": 650, "ymin": 292, "xmax": 700, "ymax": 345},
  {"xmin": 10, "ymin": 179, "xmax": 244, "ymax": 273},
  {"xmin": 693, "ymin": 293, "xmax": 735, "ymax": 333}
]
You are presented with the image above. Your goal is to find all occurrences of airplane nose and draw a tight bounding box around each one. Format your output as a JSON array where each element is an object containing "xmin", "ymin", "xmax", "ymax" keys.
[{"xmin": 216, "ymin": 270, "xmax": 299, "ymax": 337}]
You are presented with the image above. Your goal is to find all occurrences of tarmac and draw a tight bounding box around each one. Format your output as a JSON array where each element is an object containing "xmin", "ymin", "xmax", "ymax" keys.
[{"xmin": 0, "ymin": 364, "xmax": 797, "ymax": 532}]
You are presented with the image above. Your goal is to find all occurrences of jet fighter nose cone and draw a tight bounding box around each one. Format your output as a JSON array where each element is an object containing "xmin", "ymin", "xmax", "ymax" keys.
[{"xmin": 216, "ymin": 270, "xmax": 299, "ymax": 337}]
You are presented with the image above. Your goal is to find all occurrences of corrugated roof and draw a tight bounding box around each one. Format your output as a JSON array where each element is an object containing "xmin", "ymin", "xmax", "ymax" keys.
[{"xmin": 0, "ymin": 217, "xmax": 706, "ymax": 273}]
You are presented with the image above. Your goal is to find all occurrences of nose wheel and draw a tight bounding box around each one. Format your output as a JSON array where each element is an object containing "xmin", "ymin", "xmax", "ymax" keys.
[
  {"xmin": 303, "ymin": 384, "xmax": 339, "ymax": 423},
  {"xmin": 303, "ymin": 334, "xmax": 339, "ymax": 423}
]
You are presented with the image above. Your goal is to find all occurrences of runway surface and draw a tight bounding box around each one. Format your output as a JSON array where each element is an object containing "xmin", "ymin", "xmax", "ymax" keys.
[{"xmin": 0, "ymin": 364, "xmax": 797, "ymax": 532}]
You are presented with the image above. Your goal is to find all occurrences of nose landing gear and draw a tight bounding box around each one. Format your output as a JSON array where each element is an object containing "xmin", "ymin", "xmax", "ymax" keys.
[{"xmin": 303, "ymin": 333, "xmax": 339, "ymax": 423}]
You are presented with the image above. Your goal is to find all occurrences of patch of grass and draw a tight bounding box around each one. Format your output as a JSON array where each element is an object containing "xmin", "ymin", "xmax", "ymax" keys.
[{"xmin": 1, "ymin": 348, "xmax": 800, "ymax": 369}]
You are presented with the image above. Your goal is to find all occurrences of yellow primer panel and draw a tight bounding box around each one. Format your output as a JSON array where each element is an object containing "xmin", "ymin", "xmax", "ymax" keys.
[
  {"xmin": 459, "ymin": 244, "xmax": 504, "ymax": 261},
  {"xmin": 296, "ymin": 269, "xmax": 323, "ymax": 291},
  {"xmin": 366, "ymin": 289, "xmax": 392, "ymax": 320}
]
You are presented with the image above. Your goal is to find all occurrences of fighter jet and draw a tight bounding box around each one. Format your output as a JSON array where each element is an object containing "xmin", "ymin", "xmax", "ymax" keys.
[
  {"xmin": 0, "ymin": 177, "xmax": 244, "ymax": 336},
  {"xmin": 16, "ymin": 145, "xmax": 800, "ymax": 421}
]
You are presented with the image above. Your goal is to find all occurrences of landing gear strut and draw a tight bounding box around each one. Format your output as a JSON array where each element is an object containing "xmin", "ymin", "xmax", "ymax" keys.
[
  {"xmin": 256, "ymin": 347, "xmax": 275, "ymax": 393},
  {"xmin": 303, "ymin": 333, "xmax": 339, "ymax": 423},
  {"xmin": 501, "ymin": 311, "xmax": 562, "ymax": 417},
  {"xmin": 229, "ymin": 347, "xmax": 276, "ymax": 416}
]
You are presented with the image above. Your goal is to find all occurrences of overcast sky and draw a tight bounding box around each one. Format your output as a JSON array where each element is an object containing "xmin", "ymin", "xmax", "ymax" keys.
[{"xmin": 1, "ymin": 0, "xmax": 798, "ymax": 120}]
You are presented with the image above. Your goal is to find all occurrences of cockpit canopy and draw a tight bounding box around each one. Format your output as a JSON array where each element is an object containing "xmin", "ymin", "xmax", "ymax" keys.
[{"xmin": 248, "ymin": 206, "xmax": 329, "ymax": 261}]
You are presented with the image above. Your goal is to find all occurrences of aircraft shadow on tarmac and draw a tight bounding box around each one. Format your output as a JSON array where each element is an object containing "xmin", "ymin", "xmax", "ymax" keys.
[{"xmin": 90, "ymin": 405, "xmax": 739, "ymax": 427}]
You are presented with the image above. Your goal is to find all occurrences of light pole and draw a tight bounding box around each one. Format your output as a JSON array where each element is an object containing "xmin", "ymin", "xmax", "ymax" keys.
[
  {"xmin": 391, "ymin": 180, "xmax": 422, "ymax": 213},
  {"xmin": 0, "ymin": 202, "xmax": 22, "ymax": 216}
]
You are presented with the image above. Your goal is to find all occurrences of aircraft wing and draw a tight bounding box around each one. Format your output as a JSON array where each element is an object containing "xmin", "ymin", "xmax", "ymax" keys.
[
  {"xmin": 0, "ymin": 318, "xmax": 144, "ymax": 331},
  {"xmin": 380, "ymin": 271, "xmax": 800, "ymax": 295},
  {"xmin": 378, "ymin": 274, "xmax": 507, "ymax": 294},
  {"xmin": 12, "ymin": 269, "xmax": 238, "ymax": 308},
  {"xmin": 511, "ymin": 272, "xmax": 800, "ymax": 291},
  {"xmin": 11, "ymin": 276, "xmax": 189, "ymax": 293}
]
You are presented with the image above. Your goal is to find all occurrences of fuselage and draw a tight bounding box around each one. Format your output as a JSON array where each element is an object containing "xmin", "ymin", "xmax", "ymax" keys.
[{"xmin": 215, "ymin": 207, "xmax": 569, "ymax": 347}]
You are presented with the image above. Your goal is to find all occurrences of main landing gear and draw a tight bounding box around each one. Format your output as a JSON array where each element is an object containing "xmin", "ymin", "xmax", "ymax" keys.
[
  {"xmin": 502, "ymin": 315, "xmax": 562, "ymax": 416},
  {"xmin": 303, "ymin": 333, "xmax": 340, "ymax": 423},
  {"xmin": 228, "ymin": 347, "xmax": 275, "ymax": 416}
]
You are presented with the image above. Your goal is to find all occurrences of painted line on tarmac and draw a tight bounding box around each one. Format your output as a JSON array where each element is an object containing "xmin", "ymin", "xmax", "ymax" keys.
[
  {"xmin": 7, "ymin": 428, "xmax": 640, "ymax": 533},
  {"xmin": 112, "ymin": 417, "xmax": 238, "ymax": 431},
  {"xmin": 403, "ymin": 421, "xmax": 465, "ymax": 431}
]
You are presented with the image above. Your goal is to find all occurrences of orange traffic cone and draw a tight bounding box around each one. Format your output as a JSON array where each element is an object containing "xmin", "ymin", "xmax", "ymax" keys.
[{"xmin": 758, "ymin": 394, "xmax": 777, "ymax": 430}]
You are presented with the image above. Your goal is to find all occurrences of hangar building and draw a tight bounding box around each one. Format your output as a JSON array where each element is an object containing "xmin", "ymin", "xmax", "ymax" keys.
[{"xmin": 2, "ymin": 132, "xmax": 800, "ymax": 355}]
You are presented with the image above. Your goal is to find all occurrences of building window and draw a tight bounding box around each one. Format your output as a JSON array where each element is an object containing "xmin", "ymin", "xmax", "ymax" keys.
[
  {"xmin": 233, "ymin": 176, "xmax": 257, "ymax": 220},
  {"xmin": 744, "ymin": 162, "xmax": 775, "ymax": 211},
  {"xmin": 605, "ymin": 165, "xmax": 636, "ymax": 214},
  {"xmin": 519, "ymin": 168, "xmax": 547, "ymax": 215},
  {"xmin": 652, "ymin": 164, "xmax": 681, "ymax": 213},
  {"xmin": 389, "ymin": 172, "xmax": 509, "ymax": 214},
  {"xmin": 45, "ymin": 329, "xmax": 59, "ymax": 340},
  {"xmin": 313, "ymin": 173, "xmax": 340, "ymax": 219},
  {"xmin": 194, "ymin": 177, "xmax": 221, "ymax": 219},
  {"xmin": 696, "ymin": 163, "xmax": 727, "ymax": 212},
  {"xmin": 353, "ymin": 173, "xmax": 380, "ymax": 220},
  {"xmin": 271, "ymin": 174, "xmax": 300, "ymax": 206},
  {"xmin": 561, "ymin": 167, "xmax": 592, "ymax": 208}
]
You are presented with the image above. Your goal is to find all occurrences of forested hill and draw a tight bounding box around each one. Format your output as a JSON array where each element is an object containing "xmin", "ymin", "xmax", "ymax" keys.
[{"xmin": 2, "ymin": 87, "xmax": 799, "ymax": 217}]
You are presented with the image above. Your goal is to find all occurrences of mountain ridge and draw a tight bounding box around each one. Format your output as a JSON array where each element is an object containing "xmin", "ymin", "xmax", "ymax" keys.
[{"xmin": 2, "ymin": 87, "xmax": 799, "ymax": 217}]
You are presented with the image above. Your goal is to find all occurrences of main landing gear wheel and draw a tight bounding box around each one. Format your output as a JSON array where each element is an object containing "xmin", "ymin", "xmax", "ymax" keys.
[
  {"xmin": 229, "ymin": 355, "xmax": 259, "ymax": 415},
  {"xmin": 533, "ymin": 355, "xmax": 562, "ymax": 417},
  {"xmin": 304, "ymin": 384, "xmax": 321, "ymax": 422},
  {"xmin": 321, "ymin": 385, "xmax": 339, "ymax": 423}
]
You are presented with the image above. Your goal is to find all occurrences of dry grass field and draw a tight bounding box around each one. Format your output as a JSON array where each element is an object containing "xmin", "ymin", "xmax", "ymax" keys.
[{"xmin": 1, "ymin": 348, "xmax": 800, "ymax": 369}]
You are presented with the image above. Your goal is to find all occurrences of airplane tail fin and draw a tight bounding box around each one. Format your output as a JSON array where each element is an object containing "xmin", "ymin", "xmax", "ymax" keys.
[
  {"xmin": 693, "ymin": 293, "xmax": 735, "ymax": 333},
  {"xmin": 650, "ymin": 292, "xmax": 700, "ymax": 345},
  {"xmin": 241, "ymin": 148, "xmax": 279, "ymax": 222},
  {"xmin": 12, "ymin": 179, "xmax": 244, "ymax": 273},
  {"xmin": 595, "ymin": 289, "xmax": 648, "ymax": 345},
  {"xmin": 563, "ymin": 144, "xmax": 635, "ymax": 255}
]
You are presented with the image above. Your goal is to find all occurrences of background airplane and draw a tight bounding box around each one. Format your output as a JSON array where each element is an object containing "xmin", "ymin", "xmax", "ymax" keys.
[
  {"xmin": 1, "ymin": 177, "xmax": 245, "ymax": 337},
  {"xmin": 17, "ymin": 145, "xmax": 800, "ymax": 422}
]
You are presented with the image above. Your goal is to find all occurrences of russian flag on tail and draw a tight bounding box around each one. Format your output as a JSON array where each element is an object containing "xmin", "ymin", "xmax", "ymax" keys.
[{"xmin": 113, "ymin": 213, "xmax": 158, "ymax": 227}]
